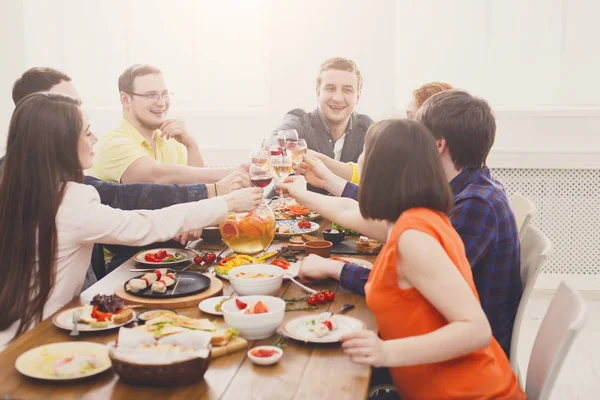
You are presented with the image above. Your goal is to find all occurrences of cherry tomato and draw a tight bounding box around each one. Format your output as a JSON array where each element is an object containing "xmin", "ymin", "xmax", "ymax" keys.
[
  {"xmin": 298, "ymin": 219, "xmax": 311, "ymax": 229},
  {"xmin": 235, "ymin": 299, "xmax": 248, "ymax": 310},
  {"xmin": 322, "ymin": 320, "xmax": 333, "ymax": 330},
  {"xmin": 306, "ymin": 294, "xmax": 318, "ymax": 306},
  {"xmin": 322, "ymin": 290, "xmax": 335, "ymax": 302},
  {"xmin": 91, "ymin": 306, "xmax": 113, "ymax": 322},
  {"xmin": 155, "ymin": 250, "xmax": 167, "ymax": 259},
  {"xmin": 316, "ymin": 293, "xmax": 327, "ymax": 304},
  {"xmin": 204, "ymin": 253, "xmax": 217, "ymax": 264},
  {"xmin": 193, "ymin": 255, "xmax": 203, "ymax": 265}
]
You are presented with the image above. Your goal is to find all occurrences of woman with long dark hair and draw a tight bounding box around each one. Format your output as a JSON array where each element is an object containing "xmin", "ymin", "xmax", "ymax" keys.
[{"xmin": 0, "ymin": 92, "xmax": 262, "ymax": 347}]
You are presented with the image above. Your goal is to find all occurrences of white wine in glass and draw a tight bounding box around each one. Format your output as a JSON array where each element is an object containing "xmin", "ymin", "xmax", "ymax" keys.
[
  {"xmin": 286, "ymin": 138, "xmax": 307, "ymax": 167},
  {"xmin": 270, "ymin": 154, "xmax": 292, "ymax": 202}
]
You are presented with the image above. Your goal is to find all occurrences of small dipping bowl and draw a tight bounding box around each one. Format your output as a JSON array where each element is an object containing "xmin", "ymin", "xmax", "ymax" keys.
[
  {"xmin": 322, "ymin": 229, "xmax": 346, "ymax": 245},
  {"xmin": 304, "ymin": 240, "xmax": 333, "ymax": 258},
  {"xmin": 247, "ymin": 346, "xmax": 283, "ymax": 366}
]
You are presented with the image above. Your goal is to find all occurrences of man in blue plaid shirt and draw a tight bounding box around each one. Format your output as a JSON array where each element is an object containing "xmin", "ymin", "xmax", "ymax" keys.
[{"xmin": 290, "ymin": 90, "xmax": 521, "ymax": 358}]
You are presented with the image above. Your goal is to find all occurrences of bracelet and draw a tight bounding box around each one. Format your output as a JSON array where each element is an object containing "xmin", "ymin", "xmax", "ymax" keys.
[{"xmin": 214, "ymin": 183, "xmax": 218, "ymax": 197}]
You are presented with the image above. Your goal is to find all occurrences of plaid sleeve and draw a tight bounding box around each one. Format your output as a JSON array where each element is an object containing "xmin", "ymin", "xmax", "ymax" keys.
[
  {"xmin": 341, "ymin": 182, "xmax": 360, "ymax": 200},
  {"xmin": 449, "ymin": 196, "xmax": 496, "ymax": 269},
  {"xmin": 339, "ymin": 263, "xmax": 370, "ymax": 295},
  {"xmin": 84, "ymin": 176, "xmax": 208, "ymax": 211}
]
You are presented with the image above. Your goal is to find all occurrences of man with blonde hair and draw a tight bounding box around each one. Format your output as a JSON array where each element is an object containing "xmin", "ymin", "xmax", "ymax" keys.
[
  {"xmin": 271, "ymin": 57, "xmax": 373, "ymax": 163},
  {"xmin": 90, "ymin": 64, "xmax": 247, "ymax": 185}
]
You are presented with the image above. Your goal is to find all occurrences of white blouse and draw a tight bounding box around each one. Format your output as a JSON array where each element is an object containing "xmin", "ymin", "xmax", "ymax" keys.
[{"xmin": 0, "ymin": 182, "xmax": 228, "ymax": 348}]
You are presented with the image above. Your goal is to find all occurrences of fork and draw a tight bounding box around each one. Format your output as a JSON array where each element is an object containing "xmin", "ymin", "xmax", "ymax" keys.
[
  {"xmin": 70, "ymin": 309, "xmax": 82, "ymax": 336},
  {"xmin": 285, "ymin": 274, "xmax": 317, "ymax": 295},
  {"xmin": 317, "ymin": 303, "xmax": 354, "ymax": 324}
]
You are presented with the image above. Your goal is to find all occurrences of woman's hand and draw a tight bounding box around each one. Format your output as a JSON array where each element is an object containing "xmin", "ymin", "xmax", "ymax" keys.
[
  {"xmin": 294, "ymin": 154, "xmax": 335, "ymax": 189},
  {"xmin": 298, "ymin": 254, "xmax": 345, "ymax": 282},
  {"xmin": 280, "ymin": 175, "xmax": 308, "ymax": 198},
  {"xmin": 223, "ymin": 187, "xmax": 263, "ymax": 212},
  {"xmin": 341, "ymin": 330, "xmax": 390, "ymax": 368}
]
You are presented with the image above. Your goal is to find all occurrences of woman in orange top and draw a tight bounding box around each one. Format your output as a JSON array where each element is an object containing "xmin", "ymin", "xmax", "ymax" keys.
[{"xmin": 286, "ymin": 119, "xmax": 524, "ymax": 399}]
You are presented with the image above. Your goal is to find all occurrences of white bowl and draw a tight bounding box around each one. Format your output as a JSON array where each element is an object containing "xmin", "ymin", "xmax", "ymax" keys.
[
  {"xmin": 228, "ymin": 264, "xmax": 284, "ymax": 296},
  {"xmin": 222, "ymin": 295, "xmax": 286, "ymax": 340},
  {"xmin": 247, "ymin": 346, "xmax": 283, "ymax": 366}
]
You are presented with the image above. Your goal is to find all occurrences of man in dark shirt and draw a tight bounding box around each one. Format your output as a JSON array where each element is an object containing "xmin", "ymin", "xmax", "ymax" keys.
[
  {"xmin": 288, "ymin": 90, "xmax": 521, "ymax": 358},
  {"xmin": 271, "ymin": 58, "xmax": 372, "ymax": 162},
  {"xmin": 4, "ymin": 67, "xmax": 249, "ymax": 281}
]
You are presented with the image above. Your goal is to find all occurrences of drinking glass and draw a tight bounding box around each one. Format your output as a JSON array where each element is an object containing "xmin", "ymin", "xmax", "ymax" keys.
[
  {"xmin": 270, "ymin": 154, "xmax": 293, "ymax": 203},
  {"xmin": 264, "ymin": 136, "xmax": 283, "ymax": 157},
  {"xmin": 286, "ymin": 138, "xmax": 307, "ymax": 168},
  {"xmin": 250, "ymin": 149, "xmax": 270, "ymax": 166},
  {"xmin": 249, "ymin": 164, "xmax": 273, "ymax": 189},
  {"xmin": 277, "ymin": 129, "xmax": 299, "ymax": 150}
]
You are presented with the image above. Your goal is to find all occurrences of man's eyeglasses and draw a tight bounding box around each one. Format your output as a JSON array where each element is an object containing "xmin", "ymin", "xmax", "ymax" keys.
[{"xmin": 130, "ymin": 91, "xmax": 174, "ymax": 102}]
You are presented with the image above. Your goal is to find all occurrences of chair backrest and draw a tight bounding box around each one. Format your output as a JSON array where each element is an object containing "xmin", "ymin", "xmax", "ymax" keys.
[
  {"xmin": 525, "ymin": 282, "xmax": 587, "ymax": 400},
  {"xmin": 510, "ymin": 193, "xmax": 536, "ymax": 239},
  {"xmin": 510, "ymin": 226, "xmax": 552, "ymax": 375}
]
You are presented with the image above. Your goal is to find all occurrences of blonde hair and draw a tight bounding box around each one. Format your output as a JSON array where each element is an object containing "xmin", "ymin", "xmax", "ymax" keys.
[
  {"xmin": 413, "ymin": 82, "xmax": 454, "ymax": 109},
  {"xmin": 316, "ymin": 57, "xmax": 363, "ymax": 94}
]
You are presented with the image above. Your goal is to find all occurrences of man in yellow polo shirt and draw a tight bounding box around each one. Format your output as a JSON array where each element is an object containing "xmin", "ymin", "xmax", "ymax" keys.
[{"xmin": 90, "ymin": 64, "xmax": 243, "ymax": 184}]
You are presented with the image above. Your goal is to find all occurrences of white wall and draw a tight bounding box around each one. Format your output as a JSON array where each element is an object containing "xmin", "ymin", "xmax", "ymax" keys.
[{"xmin": 2, "ymin": 0, "xmax": 600, "ymax": 168}]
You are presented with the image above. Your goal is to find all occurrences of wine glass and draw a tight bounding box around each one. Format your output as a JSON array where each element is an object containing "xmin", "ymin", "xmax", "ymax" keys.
[
  {"xmin": 264, "ymin": 136, "xmax": 283, "ymax": 157},
  {"xmin": 277, "ymin": 129, "xmax": 299, "ymax": 150},
  {"xmin": 286, "ymin": 138, "xmax": 307, "ymax": 168},
  {"xmin": 270, "ymin": 154, "xmax": 293, "ymax": 203},
  {"xmin": 249, "ymin": 164, "xmax": 273, "ymax": 189},
  {"xmin": 250, "ymin": 149, "xmax": 270, "ymax": 166}
]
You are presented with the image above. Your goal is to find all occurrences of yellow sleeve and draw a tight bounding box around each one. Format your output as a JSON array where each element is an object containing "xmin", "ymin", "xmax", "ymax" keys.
[
  {"xmin": 348, "ymin": 162, "xmax": 361, "ymax": 185},
  {"xmin": 176, "ymin": 142, "xmax": 188, "ymax": 165},
  {"xmin": 89, "ymin": 135, "xmax": 149, "ymax": 182}
]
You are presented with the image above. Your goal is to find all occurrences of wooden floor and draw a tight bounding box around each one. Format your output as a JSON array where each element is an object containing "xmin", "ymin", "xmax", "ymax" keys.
[{"xmin": 516, "ymin": 289, "xmax": 600, "ymax": 399}]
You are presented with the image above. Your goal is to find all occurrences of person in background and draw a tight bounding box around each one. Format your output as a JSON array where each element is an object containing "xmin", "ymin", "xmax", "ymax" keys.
[
  {"xmin": 2, "ymin": 67, "xmax": 250, "ymax": 281},
  {"xmin": 297, "ymin": 81, "xmax": 454, "ymax": 187},
  {"xmin": 284, "ymin": 120, "xmax": 524, "ymax": 399},
  {"xmin": 0, "ymin": 92, "xmax": 263, "ymax": 349},
  {"xmin": 287, "ymin": 90, "xmax": 521, "ymax": 358},
  {"xmin": 270, "ymin": 57, "xmax": 373, "ymax": 163},
  {"xmin": 89, "ymin": 64, "xmax": 245, "ymax": 184}
]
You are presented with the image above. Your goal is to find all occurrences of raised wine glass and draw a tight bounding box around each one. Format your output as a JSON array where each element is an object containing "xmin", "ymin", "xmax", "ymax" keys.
[
  {"xmin": 286, "ymin": 138, "xmax": 307, "ymax": 168},
  {"xmin": 270, "ymin": 154, "xmax": 293, "ymax": 204},
  {"xmin": 250, "ymin": 149, "xmax": 270, "ymax": 166},
  {"xmin": 277, "ymin": 129, "xmax": 299, "ymax": 150}
]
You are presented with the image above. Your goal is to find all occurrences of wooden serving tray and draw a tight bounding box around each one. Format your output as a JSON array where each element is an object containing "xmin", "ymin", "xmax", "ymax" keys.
[{"xmin": 115, "ymin": 274, "xmax": 223, "ymax": 309}]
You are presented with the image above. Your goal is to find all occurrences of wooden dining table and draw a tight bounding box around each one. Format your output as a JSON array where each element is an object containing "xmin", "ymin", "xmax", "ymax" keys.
[{"xmin": 0, "ymin": 234, "xmax": 378, "ymax": 400}]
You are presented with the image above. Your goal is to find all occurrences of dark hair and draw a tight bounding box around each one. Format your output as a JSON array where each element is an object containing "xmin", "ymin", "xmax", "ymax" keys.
[
  {"xmin": 0, "ymin": 92, "xmax": 83, "ymax": 338},
  {"xmin": 359, "ymin": 119, "xmax": 453, "ymax": 222},
  {"xmin": 416, "ymin": 90, "xmax": 495, "ymax": 169},
  {"xmin": 118, "ymin": 64, "xmax": 162, "ymax": 94},
  {"xmin": 12, "ymin": 67, "xmax": 71, "ymax": 104}
]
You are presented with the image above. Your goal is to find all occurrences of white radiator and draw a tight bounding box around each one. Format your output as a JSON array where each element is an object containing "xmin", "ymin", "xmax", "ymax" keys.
[{"xmin": 492, "ymin": 168, "xmax": 600, "ymax": 284}]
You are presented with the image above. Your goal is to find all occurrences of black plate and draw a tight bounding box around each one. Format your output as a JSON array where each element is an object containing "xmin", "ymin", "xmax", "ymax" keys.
[
  {"xmin": 330, "ymin": 239, "xmax": 382, "ymax": 255},
  {"xmin": 124, "ymin": 272, "xmax": 211, "ymax": 299}
]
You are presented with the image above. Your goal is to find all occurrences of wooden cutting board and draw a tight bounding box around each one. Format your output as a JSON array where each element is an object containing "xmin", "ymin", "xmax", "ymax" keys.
[
  {"xmin": 212, "ymin": 336, "xmax": 248, "ymax": 358},
  {"xmin": 330, "ymin": 239, "xmax": 381, "ymax": 255},
  {"xmin": 114, "ymin": 274, "xmax": 223, "ymax": 309}
]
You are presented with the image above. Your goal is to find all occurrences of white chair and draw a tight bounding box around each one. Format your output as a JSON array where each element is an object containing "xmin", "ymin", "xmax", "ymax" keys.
[
  {"xmin": 524, "ymin": 281, "xmax": 587, "ymax": 400},
  {"xmin": 510, "ymin": 193, "xmax": 536, "ymax": 239},
  {"xmin": 511, "ymin": 226, "xmax": 552, "ymax": 376}
]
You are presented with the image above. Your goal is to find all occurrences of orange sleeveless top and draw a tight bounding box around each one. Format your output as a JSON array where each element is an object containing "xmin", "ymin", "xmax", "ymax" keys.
[{"xmin": 365, "ymin": 208, "xmax": 525, "ymax": 400}]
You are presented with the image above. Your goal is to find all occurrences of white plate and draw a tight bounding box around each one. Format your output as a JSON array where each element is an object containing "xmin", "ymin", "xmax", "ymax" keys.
[
  {"xmin": 198, "ymin": 295, "xmax": 233, "ymax": 316},
  {"xmin": 329, "ymin": 257, "xmax": 374, "ymax": 270},
  {"xmin": 275, "ymin": 220, "xmax": 320, "ymax": 238},
  {"xmin": 133, "ymin": 248, "xmax": 196, "ymax": 265},
  {"xmin": 282, "ymin": 315, "xmax": 365, "ymax": 344},
  {"xmin": 15, "ymin": 342, "xmax": 111, "ymax": 381},
  {"xmin": 52, "ymin": 306, "xmax": 136, "ymax": 332},
  {"xmin": 216, "ymin": 262, "xmax": 299, "ymax": 281}
]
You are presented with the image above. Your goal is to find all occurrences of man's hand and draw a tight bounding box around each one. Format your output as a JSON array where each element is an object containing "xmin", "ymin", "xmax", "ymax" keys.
[
  {"xmin": 280, "ymin": 175, "xmax": 308, "ymax": 198},
  {"xmin": 159, "ymin": 119, "xmax": 196, "ymax": 148},
  {"xmin": 298, "ymin": 254, "xmax": 345, "ymax": 283},
  {"xmin": 216, "ymin": 171, "xmax": 251, "ymax": 195}
]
